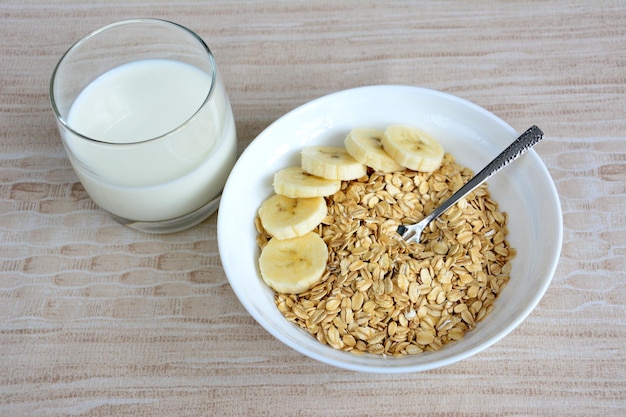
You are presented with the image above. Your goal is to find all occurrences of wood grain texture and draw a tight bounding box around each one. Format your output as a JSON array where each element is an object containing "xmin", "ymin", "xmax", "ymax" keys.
[{"xmin": 1, "ymin": 1, "xmax": 624, "ymax": 416}]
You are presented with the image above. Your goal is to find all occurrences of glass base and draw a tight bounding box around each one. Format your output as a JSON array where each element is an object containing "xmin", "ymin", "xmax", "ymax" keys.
[{"xmin": 106, "ymin": 193, "xmax": 222, "ymax": 234}]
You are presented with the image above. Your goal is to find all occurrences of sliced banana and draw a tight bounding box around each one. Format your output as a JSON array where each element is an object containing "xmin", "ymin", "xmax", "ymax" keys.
[
  {"xmin": 258, "ymin": 194, "xmax": 327, "ymax": 240},
  {"xmin": 258, "ymin": 232, "xmax": 328, "ymax": 294},
  {"xmin": 301, "ymin": 146, "xmax": 366, "ymax": 180},
  {"xmin": 381, "ymin": 125, "xmax": 444, "ymax": 172},
  {"xmin": 274, "ymin": 167, "xmax": 341, "ymax": 198},
  {"xmin": 344, "ymin": 128, "xmax": 404, "ymax": 173}
]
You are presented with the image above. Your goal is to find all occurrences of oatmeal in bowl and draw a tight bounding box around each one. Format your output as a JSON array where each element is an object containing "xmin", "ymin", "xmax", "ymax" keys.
[{"xmin": 218, "ymin": 86, "xmax": 562, "ymax": 373}]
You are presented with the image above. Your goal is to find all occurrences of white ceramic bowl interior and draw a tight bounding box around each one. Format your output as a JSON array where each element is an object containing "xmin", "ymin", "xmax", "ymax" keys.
[{"xmin": 217, "ymin": 85, "xmax": 562, "ymax": 373}]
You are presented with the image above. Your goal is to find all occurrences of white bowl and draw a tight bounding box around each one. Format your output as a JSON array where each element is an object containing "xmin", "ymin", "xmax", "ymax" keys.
[{"xmin": 217, "ymin": 85, "xmax": 562, "ymax": 373}]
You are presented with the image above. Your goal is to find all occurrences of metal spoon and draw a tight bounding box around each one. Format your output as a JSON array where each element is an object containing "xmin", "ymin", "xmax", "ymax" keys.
[{"xmin": 397, "ymin": 125, "xmax": 544, "ymax": 243}]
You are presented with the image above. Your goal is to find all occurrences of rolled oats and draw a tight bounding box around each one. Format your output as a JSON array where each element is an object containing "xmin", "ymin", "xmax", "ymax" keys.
[{"xmin": 259, "ymin": 153, "xmax": 514, "ymax": 356}]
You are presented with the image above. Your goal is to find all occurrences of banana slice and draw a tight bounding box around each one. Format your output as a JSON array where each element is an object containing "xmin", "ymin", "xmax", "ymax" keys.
[
  {"xmin": 274, "ymin": 167, "xmax": 341, "ymax": 198},
  {"xmin": 381, "ymin": 125, "xmax": 444, "ymax": 172},
  {"xmin": 259, "ymin": 232, "xmax": 328, "ymax": 294},
  {"xmin": 344, "ymin": 128, "xmax": 404, "ymax": 173},
  {"xmin": 301, "ymin": 146, "xmax": 366, "ymax": 180},
  {"xmin": 258, "ymin": 194, "xmax": 327, "ymax": 240}
]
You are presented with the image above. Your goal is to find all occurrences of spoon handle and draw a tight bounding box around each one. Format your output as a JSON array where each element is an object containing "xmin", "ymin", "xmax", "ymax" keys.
[{"xmin": 421, "ymin": 125, "xmax": 544, "ymax": 226}]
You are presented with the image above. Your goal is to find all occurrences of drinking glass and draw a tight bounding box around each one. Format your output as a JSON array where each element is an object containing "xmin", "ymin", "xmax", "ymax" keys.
[{"xmin": 50, "ymin": 19, "xmax": 237, "ymax": 233}]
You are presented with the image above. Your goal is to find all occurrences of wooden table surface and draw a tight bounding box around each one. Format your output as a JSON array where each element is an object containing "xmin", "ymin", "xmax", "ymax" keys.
[{"xmin": 1, "ymin": 1, "xmax": 624, "ymax": 416}]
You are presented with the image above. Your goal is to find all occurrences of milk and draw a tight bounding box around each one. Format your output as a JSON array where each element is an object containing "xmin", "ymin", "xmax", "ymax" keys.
[{"xmin": 63, "ymin": 59, "xmax": 237, "ymax": 222}]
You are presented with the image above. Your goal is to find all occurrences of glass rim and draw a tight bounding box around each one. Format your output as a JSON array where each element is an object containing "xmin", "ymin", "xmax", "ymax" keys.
[{"xmin": 49, "ymin": 18, "xmax": 217, "ymax": 146}]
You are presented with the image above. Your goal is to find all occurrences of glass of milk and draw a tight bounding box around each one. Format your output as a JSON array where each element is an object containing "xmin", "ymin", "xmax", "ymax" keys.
[{"xmin": 50, "ymin": 19, "xmax": 238, "ymax": 233}]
